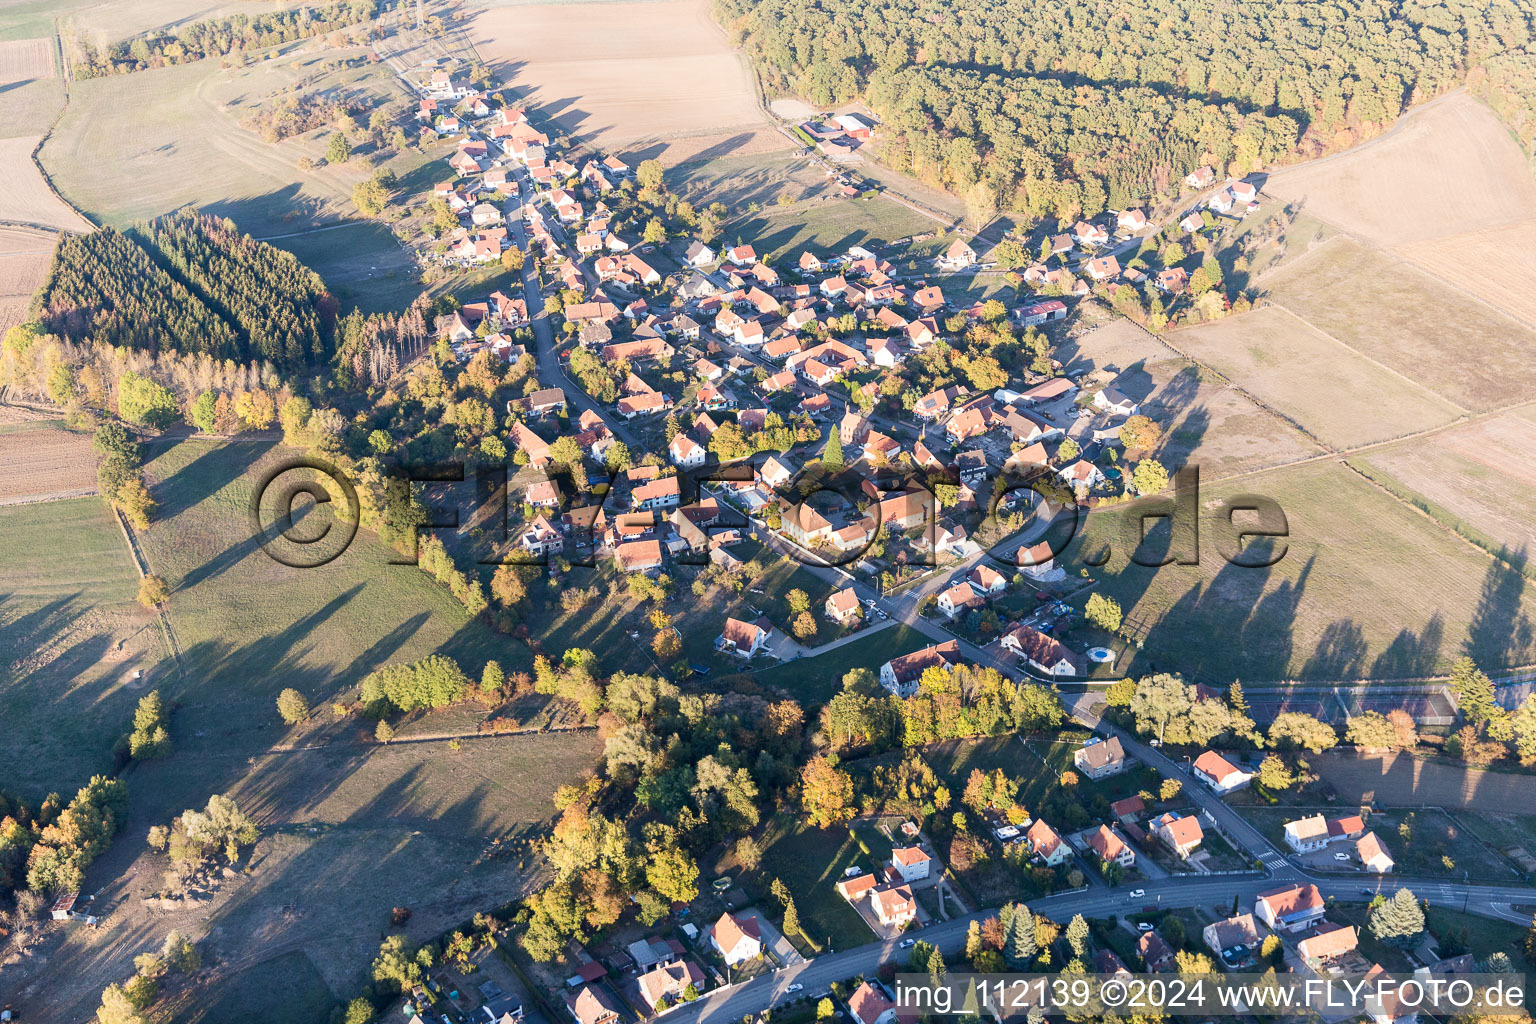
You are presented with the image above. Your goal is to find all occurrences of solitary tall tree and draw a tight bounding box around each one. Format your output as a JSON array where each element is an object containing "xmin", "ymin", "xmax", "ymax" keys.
[
  {"xmin": 1007, "ymin": 903, "xmax": 1037, "ymax": 963},
  {"xmin": 821, "ymin": 426, "xmax": 844, "ymax": 469},
  {"xmin": 1368, "ymin": 888, "xmax": 1425, "ymax": 946}
]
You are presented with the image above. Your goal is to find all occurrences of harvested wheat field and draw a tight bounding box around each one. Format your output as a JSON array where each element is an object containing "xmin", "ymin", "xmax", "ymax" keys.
[
  {"xmin": 466, "ymin": 0, "xmax": 785, "ymax": 164},
  {"xmin": 1392, "ymin": 219, "xmax": 1536, "ymax": 330},
  {"xmin": 1265, "ymin": 92, "xmax": 1536, "ymax": 248},
  {"xmin": 1172, "ymin": 304, "xmax": 1464, "ymax": 449},
  {"xmin": 0, "ymin": 419, "xmax": 98, "ymax": 504},
  {"xmin": 0, "ymin": 36, "xmax": 53, "ymax": 81},
  {"xmin": 1266, "ymin": 237, "xmax": 1536, "ymax": 412},
  {"xmin": 1061, "ymin": 318, "xmax": 1323, "ymax": 477},
  {"xmin": 1356, "ymin": 413, "xmax": 1536, "ymax": 558},
  {"xmin": 0, "ymin": 136, "xmax": 93, "ymax": 232},
  {"xmin": 0, "ymin": 225, "xmax": 55, "ymax": 335}
]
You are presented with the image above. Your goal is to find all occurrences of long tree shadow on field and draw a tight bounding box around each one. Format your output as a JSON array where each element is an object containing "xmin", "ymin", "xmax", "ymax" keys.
[
  {"xmin": 1300, "ymin": 619, "xmax": 1367, "ymax": 680},
  {"xmin": 351, "ymin": 610, "xmax": 434, "ymax": 683},
  {"xmin": 1369, "ymin": 612, "xmax": 1444, "ymax": 679},
  {"xmin": 148, "ymin": 436, "xmax": 276, "ymax": 523},
  {"xmin": 175, "ymin": 583, "xmax": 366, "ymax": 702},
  {"xmin": 1466, "ymin": 546, "xmax": 1534, "ymax": 670}
]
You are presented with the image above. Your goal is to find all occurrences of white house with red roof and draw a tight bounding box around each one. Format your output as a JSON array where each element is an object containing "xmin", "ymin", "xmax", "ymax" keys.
[
  {"xmin": 669, "ymin": 433, "xmax": 707, "ymax": 469},
  {"xmin": 1025, "ymin": 819, "xmax": 1070, "ymax": 866},
  {"xmin": 1192, "ymin": 751, "xmax": 1252, "ymax": 795},
  {"xmin": 1151, "ymin": 811, "xmax": 1204, "ymax": 859},
  {"xmin": 716, "ymin": 617, "xmax": 770, "ymax": 658},
  {"xmin": 708, "ymin": 912, "xmax": 763, "ymax": 965},
  {"xmin": 1087, "ymin": 824, "xmax": 1135, "ymax": 868},
  {"xmin": 890, "ymin": 846, "xmax": 930, "ymax": 883},
  {"xmin": 1255, "ymin": 883, "xmax": 1325, "ymax": 932},
  {"xmin": 848, "ymin": 983, "xmax": 896, "ymax": 1024},
  {"xmin": 870, "ymin": 885, "xmax": 916, "ymax": 927}
]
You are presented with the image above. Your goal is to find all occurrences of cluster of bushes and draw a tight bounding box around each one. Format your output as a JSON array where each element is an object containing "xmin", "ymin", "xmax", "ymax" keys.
[
  {"xmin": 93, "ymin": 424, "xmax": 157, "ymax": 528},
  {"xmin": 358, "ymin": 654, "xmax": 473, "ymax": 717}
]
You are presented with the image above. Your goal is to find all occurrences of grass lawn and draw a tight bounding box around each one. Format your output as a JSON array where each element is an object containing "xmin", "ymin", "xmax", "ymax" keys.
[
  {"xmin": 1071, "ymin": 460, "xmax": 1536, "ymax": 682},
  {"xmin": 164, "ymin": 949, "xmax": 337, "ymax": 1024},
  {"xmin": 1460, "ymin": 812, "xmax": 1536, "ymax": 862},
  {"xmin": 1173, "ymin": 306, "xmax": 1463, "ymax": 448},
  {"xmin": 727, "ymin": 197, "xmax": 939, "ymax": 263},
  {"xmin": 0, "ymin": 497, "xmax": 169, "ymax": 800},
  {"xmin": 1424, "ymin": 906, "xmax": 1529, "ymax": 962},
  {"xmin": 1265, "ymin": 237, "xmax": 1536, "ymax": 412},
  {"xmin": 137, "ymin": 438, "xmax": 533, "ymax": 759},
  {"xmin": 267, "ymin": 221, "xmax": 422, "ymax": 315},
  {"xmin": 40, "ymin": 47, "xmax": 417, "ymax": 237},
  {"xmin": 750, "ymin": 623, "xmax": 932, "ymax": 706},
  {"xmin": 756, "ymin": 814, "xmax": 876, "ymax": 953},
  {"xmin": 3, "ymin": 77, "xmax": 66, "ymax": 137}
]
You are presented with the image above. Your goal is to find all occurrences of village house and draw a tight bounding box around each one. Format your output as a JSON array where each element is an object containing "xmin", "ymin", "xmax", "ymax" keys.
[
  {"xmin": 1138, "ymin": 930, "xmax": 1176, "ymax": 972},
  {"xmin": 936, "ymin": 238, "xmax": 978, "ymax": 271},
  {"xmin": 617, "ymin": 391, "xmax": 670, "ymax": 418},
  {"xmin": 1185, "ymin": 165, "xmax": 1217, "ymax": 189},
  {"xmin": 510, "ymin": 421, "xmax": 552, "ymax": 465},
  {"xmin": 1203, "ymin": 914, "xmax": 1261, "ymax": 967},
  {"xmin": 1297, "ymin": 923, "xmax": 1359, "ymax": 969},
  {"xmin": 759, "ymin": 455, "xmax": 795, "ymax": 490},
  {"xmin": 1356, "ymin": 832, "xmax": 1394, "ymax": 873},
  {"xmin": 1087, "ymin": 824, "xmax": 1135, "ymax": 868},
  {"xmin": 637, "ymin": 960, "xmax": 706, "ymax": 1012},
  {"xmin": 1151, "ymin": 811, "xmax": 1204, "ymax": 858},
  {"xmin": 1117, "ymin": 209, "xmax": 1148, "ymax": 234},
  {"xmin": 782, "ymin": 501, "xmax": 834, "ymax": 547},
  {"xmin": 1156, "ymin": 267, "xmax": 1189, "ymax": 294},
  {"xmin": 1086, "ymin": 255, "xmax": 1121, "ymax": 282},
  {"xmin": 716, "ymin": 617, "xmax": 771, "ymax": 658},
  {"xmin": 1073, "ymin": 736, "xmax": 1127, "ymax": 779},
  {"xmin": 1015, "ymin": 539, "xmax": 1057, "ymax": 579},
  {"xmin": 937, "ymin": 580, "xmax": 985, "ymax": 619},
  {"xmin": 1026, "ymin": 819, "xmax": 1071, "ymax": 866},
  {"xmin": 1058, "ymin": 459, "xmax": 1105, "ymax": 493},
  {"xmin": 891, "ymin": 846, "xmax": 931, "ymax": 883},
  {"xmin": 1283, "ymin": 814, "xmax": 1330, "ymax": 853},
  {"xmin": 526, "ymin": 478, "xmax": 562, "ymax": 510},
  {"xmin": 708, "ymin": 912, "xmax": 763, "ymax": 966},
  {"xmin": 848, "ymin": 983, "xmax": 896, "ymax": 1024},
  {"xmin": 686, "ymin": 241, "xmax": 716, "ymax": 267},
  {"xmin": 527, "ymin": 387, "xmax": 566, "ymax": 416},
  {"xmin": 968, "ymin": 564, "xmax": 1007, "ymax": 595},
  {"xmin": 1232, "ymin": 180, "xmax": 1258, "ymax": 204},
  {"xmin": 913, "ymin": 385, "xmax": 963, "ymax": 421},
  {"xmin": 1256, "ymin": 883, "xmax": 1326, "ymax": 933},
  {"xmin": 632, "ymin": 476, "xmax": 681, "ymax": 511},
  {"xmin": 567, "ymin": 985, "xmax": 621, "ymax": 1024},
  {"xmin": 1073, "ymin": 220, "xmax": 1110, "ymax": 247},
  {"xmin": 614, "ymin": 539, "xmax": 664, "ymax": 574},
  {"xmin": 669, "ymin": 433, "xmax": 707, "ymax": 469},
  {"xmin": 1192, "ymin": 751, "xmax": 1252, "ymax": 794},
  {"xmin": 520, "ymin": 515, "xmax": 564, "ymax": 557},
  {"xmin": 870, "ymin": 884, "xmax": 917, "ymax": 927},
  {"xmin": 1180, "ymin": 211, "xmax": 1204, "ymax": 233},
  {"xmin": 1000, "ymin": 623, "xmax": 1082, "ymax": 677},
  {"xmin": 825, "ymin": 588, "xmax": 862, "ymax": 625},
  {"xmin": 879, "ymin": 640, "xmax": 962, "ymax": 698}
]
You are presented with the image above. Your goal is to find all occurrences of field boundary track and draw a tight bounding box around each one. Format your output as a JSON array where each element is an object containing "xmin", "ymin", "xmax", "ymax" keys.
[{"xmin": 111, "ymin": 504, "xmax": 187, "ymax": 682}]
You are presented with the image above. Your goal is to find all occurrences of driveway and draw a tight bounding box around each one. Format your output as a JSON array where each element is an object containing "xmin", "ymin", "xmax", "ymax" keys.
[{"xmin": 738, "ymin": 907, "xmax": 804, "ymax": 967}]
